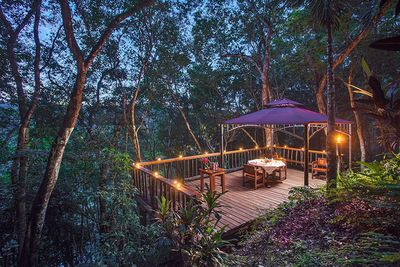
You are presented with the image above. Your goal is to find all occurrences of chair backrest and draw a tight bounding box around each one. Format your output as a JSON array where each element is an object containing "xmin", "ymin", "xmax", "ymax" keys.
[
  {"xmin": 243, "ymin": 164, "xmax": 256, "ymax": 175},
  {"xmin": 317, "ymin": 158, "xmax": 327, "ymax": 166}
]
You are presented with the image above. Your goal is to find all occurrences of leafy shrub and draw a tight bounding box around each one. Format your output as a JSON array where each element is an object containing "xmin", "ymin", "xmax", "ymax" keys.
[
  {"xmin": 237, "ymin": 154, "xmax": 400, "ymax": 266},
  {"xmin": 94, "ymin": 178, "xmax": 163, "ymax": 266},
  {"xmin": 156, "ymin": 186, "xmax": 232, "ymax": 267}
]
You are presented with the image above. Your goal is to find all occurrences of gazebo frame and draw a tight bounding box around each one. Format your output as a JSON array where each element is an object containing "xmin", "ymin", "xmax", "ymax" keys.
[{"xmin": 219, "ymin": 121, "xmax": 352, "ymax": 186}]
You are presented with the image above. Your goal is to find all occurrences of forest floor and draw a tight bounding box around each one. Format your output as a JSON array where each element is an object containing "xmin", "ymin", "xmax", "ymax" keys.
[{"xmin": 231, "ymin": 157, "xmax": 400, "ymax": 266}]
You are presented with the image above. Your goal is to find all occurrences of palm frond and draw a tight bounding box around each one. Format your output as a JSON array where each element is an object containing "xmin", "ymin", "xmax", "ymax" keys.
[{"xmin": 346, "ymin": 83, "xmax": 373, "ymax": 97}]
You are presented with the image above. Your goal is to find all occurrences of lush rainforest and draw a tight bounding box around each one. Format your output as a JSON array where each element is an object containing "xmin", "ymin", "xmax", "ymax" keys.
[{"xmin": 1, "ymin": 0, "xmax": 399, "ymax": 266}]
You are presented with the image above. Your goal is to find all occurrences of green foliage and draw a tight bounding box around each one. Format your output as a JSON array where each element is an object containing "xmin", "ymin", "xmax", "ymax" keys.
[
  {"xmin": 334, "ymin": 154, "xmax": 400, "ymax": 205},
  {"xmin": 238, "ymin": 155, "xmax": 400, "ymax": 266},
  {"xmin": 95, "ymin": 178, "xmax": 163, "ymax": 266},
  {"xmin": 156, "ymin": 186, "xmax": 232, "ymax": 267}
]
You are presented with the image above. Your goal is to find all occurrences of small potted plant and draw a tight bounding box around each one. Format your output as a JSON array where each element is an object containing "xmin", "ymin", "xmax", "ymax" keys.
[{"xmin": 201, "ymin": 158, "xmax": 211, "ymax": 170}]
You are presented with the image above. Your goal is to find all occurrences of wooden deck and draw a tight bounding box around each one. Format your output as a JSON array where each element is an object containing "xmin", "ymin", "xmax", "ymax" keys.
[{"xmin": 186, "ymin": 168, "xmax": 325, "ymax": 235}]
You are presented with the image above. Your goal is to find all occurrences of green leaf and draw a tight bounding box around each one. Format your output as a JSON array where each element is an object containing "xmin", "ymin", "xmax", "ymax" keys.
[{"xmin": 361, "ymin": 57, "xmax": 372, "ymax": 77}]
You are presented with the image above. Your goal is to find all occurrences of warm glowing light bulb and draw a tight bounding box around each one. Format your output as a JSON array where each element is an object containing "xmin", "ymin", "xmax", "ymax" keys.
[
  {"xmin": 135, "ymin": 163, "xmax": 140, "ymax": 168},
  {"xmin": 154, "ymin": 172, "xmax": 159, "ymax": 176},
  {"xmin": 157, "ymin": 157, "xmax": 161, "ymax": 161},
  {"xmin": 323, "ymin": 150, "xmax": 326, "ymax": 153},
  {"xmin": 173, "ymin": 180, "xmax": 177, "ymax": 184},
  {"xmin": 255, "ymin": 145, "xmax": 259, "ymax": 149},
  {"xmin": 301, "ymin": 147, "xmax": 304, "ymax": 150},
  {"xmin": 336, "ymin": 135, "xmax": 343, "ymax": 144},
  {"xmin": 223, "ymin": 150, "xmax": 226, "ymax": 153},
  {"xmin": 239, "ymin": 147, "xmax": 243, "ymax": 151},
  {"xmin": 284, "ymin": 145, "xmax": 287, "ymax": 148},
  {"xmin": 177, "ymin": 183, "xmax": 181, "ymax": 189},
  {"xmin": 179, "ymin": 155, "xmax": 183, "ymax": 158},
  {"xmin": 205, "ymin": 151, "xmax": 208, "ymax": 155}
]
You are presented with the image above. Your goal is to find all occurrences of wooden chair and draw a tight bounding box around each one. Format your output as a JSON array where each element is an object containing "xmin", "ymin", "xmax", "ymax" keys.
[
  {"xmin": 243, "ymin": 164, "xmax": 265, "ymax": 190},
  {"xmin": 271, "ymin": 157, "xmax": 287, "ymax": 181},
  {"xmin": 311, "ymin": 158, "xmax": 327, "ymax": 179}
]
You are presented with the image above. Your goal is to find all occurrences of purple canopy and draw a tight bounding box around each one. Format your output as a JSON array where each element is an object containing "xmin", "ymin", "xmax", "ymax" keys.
[{"xmin": 224, "ymin": 98, "xmax": 351, "ymax": 125}]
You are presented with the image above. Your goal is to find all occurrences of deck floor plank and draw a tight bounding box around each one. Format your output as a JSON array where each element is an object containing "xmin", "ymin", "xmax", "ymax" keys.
[{"xmin": 186, "ymin": 168, "xmax": 325, "ymax": 234}]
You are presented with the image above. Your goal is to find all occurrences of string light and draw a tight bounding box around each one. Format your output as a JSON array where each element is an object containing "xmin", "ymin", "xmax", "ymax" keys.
[
  {"xmin": 173, "ymin": 180, "xmax": 178, "ymax": 184},
  {"xmin": 157, "ymin": 158, "xmax": 161, "ymax": 161},
  {"xmin": 179, "ymin": 155, "xmax": 183, "ymax": 158},
  {"xmin": 154, "ymin": 172, "xmax": 159, "ymax": 177},
  {"xmin": 255, "ymin": 145, "xmax": 259, "ymax": 149},
  {"xmin": 205, "ymin": 151, "xmax": 208, "ymax": 155},
  {"xmin": 323, "ymin": 150, "xmax": 326, "ymax": 153},
  {"xmin": 301, "ymin": 147, "xmax": 304, "ymax": 150},
  {"xmin": 239, "ymin": 147, "xmax": 243, "ymax": 151},
  {"xmin": 284, "ymin": 145, "xmax": 287, "ymax": 148},
  {"xmin": 135, "ymin": 163, "xmax": 140, "ymax": 168}
]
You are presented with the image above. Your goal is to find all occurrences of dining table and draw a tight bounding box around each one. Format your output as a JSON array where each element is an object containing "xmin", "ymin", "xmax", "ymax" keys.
[{"xmin": 248, "ymin": 158, "xmax": 287, "ymax": 181}]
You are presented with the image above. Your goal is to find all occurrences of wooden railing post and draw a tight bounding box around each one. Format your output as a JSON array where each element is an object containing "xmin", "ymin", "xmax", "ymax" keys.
[
  {"xmin": 137, "ymin": 146, "xmax": 326, "ymax": 183},
  {"xmin": 304, "ymin": 123, "xmax": 309, "ymax": 186},
  {"xmin": 220, "ymin": 124, "xmax": 224, "ymax": 168}
]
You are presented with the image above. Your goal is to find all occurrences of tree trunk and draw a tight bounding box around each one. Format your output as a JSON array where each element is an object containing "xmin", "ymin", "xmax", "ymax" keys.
[
  {"xmin": 315, "ymin": 84, "xmax": 326, "ymax": 114},
  {"xmin": 130, "ymin": 101, "xmax": 142, "ymax": 162},
  {"xmin": 15, "ymin": 127, "xmax": 28, "ymax": 254},
  {"xmin": 18, "ymin": 0, "xmax": 153, "ymax": 264},
  {"xmin": 19, "ymin": 69, "xmax": 87, "ymax": 266},
  {"xmin": 1, "ymin": 0, "xmax": 41, "ymax": 255},
  {"xmin": 347, "ymin": 64, "xmax": 366, "ymax": 162},
  {"xmin": 326, "ymin": 24, "xmax": 337, "ymax": 190},
  {"xmin": 261, "ymin": 34, "xmax": 273, "ymax": 147},
  {"xmin": 168, "ymin": 84, "xmax": 202, "ymax": 152},
  {"xmin": 15, "ymin": 6, "xmax": 42, "ymax": 252}
]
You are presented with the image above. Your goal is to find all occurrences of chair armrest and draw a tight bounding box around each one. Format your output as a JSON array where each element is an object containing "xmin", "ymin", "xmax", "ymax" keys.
[{"xmin": 311, "ymin": 161, "xmax": 317, "ymax": 168}]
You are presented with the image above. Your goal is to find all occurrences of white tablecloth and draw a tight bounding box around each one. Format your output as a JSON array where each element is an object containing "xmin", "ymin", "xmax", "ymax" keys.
[{"xmin": 248, "ymin": 159, "xmax": 286, "ymax": 173}]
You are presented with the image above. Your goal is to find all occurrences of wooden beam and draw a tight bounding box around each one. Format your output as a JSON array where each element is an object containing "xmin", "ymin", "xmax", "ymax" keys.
[
  {"xmin": 304, "ymin": 123, "xmax": 309, "ymax": 186},
  {"xmin": 220, "ymin": 124, "xmax": 224, "ymax": 167}
]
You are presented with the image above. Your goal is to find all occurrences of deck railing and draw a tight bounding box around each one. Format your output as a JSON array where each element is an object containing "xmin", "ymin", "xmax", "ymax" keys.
[
  {"xmin": 132, "ymin": 146, "xmax": 326, "ymax": 208},
  {"xmin": 132, "ymin": 166, "xmax": 199, "ymax": 210},
  {"xmin": 273, "ymin": 145, "xmax": 327, "ymax": 167},
  {"xmin": 138, "ymin": 146, "xmax": 327, "ymax": 181},
  {"xmin": 139, "ymin": 147, "xmax": 269, "ymax": 181}
]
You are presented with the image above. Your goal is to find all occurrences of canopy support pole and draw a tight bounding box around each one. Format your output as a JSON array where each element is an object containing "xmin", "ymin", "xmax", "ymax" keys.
[
  {"xmin": 220, "ymin": 124, "xmax": 224, "ymax": 168},
  {"xmin": 304, "ymin": 123, "xmax": 309, "ymax": 186},
  {"xmin": 348, "ymin": 124, "xmax": 352, "ymax": 170}
]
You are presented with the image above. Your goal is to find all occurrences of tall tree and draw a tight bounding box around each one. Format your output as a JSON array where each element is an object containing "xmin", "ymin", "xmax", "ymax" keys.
[
  {"xmin": 222, "ymin": 0, "xmax": 283, "ymax": 146},
  {"xmin": 346, "ymin": 61, "xmax": 366, "ymax": 162},
  {"xmin": 167, "ymin": 80, "xmax": 203, "ymax": 152},
  {"xmin": 309, "ymin": 0, "xmax": 345, "ymax": 190},
  {"xmin": 129, "ymin": 15, "xmax": 153, "ymax": 162},
  {"xmin": 0, "ymin": 0, "xmax": 42, "ymax": 254},
  {"xmin": 19, "ymin": 0, "xmax": 153, "ymax": 265}
]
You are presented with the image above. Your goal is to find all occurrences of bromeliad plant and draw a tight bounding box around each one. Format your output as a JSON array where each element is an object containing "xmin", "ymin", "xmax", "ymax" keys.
[
  {"xmin": 348, "ymin": 58, "xmax": 400, "ymax": 152},
  {"xmin": 156, "ymin": 185, "xmax": 231, "ymax": 267}
]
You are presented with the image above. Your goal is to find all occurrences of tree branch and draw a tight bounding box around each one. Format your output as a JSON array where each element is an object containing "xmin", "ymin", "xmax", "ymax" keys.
[
  {"xmin": 59, "ymin": 0, "xmax": 85, "ymax": 66},
  {"xmin": 84, "ymin": 0, "xmax": 154, "ymax": 68},
  {"xmin": 40, "ymin": 25, "xmax": 62, "ymax": 72},
  {"xmin": 22, "ymin": 0, "xmax": 42, "ymax": 128},
  {"xmin": 222, "ymin": 53, "xmax": 263, "ymax": 74}
]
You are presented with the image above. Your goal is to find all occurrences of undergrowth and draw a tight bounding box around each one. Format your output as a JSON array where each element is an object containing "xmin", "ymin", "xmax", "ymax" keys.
[{"xmin": 236, "ymin": 154, "xmax": 400, "ymax": 266}]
